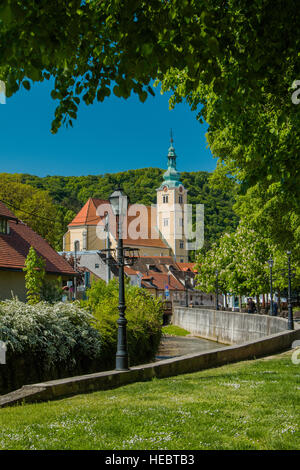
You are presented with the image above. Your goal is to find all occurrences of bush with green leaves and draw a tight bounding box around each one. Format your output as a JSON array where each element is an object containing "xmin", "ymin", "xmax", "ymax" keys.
[
  {"xmin": 41, "ymin": 277, "xmax": 63, "ymax": 304},
  {"xmin": 0, "ymin": 300, "xmax": 102, "ymax": 370},
  {"xmin": 84, "ymin": 279, "xmax": 163, "ymax": 368}
]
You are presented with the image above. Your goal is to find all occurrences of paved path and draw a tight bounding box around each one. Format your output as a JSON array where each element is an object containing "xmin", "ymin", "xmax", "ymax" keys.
[{"xmin": 156, "ymin": 335, "xmax": 227, "ymax": 361}]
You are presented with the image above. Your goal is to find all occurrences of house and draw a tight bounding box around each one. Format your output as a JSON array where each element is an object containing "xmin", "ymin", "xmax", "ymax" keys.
[
  {"xmin": 123, "ymin": 255, "xmax": 213, "ymax": 306},
  {"xmin": 0, "ymin": 201, "xmax": 76, "ymax": 301}
]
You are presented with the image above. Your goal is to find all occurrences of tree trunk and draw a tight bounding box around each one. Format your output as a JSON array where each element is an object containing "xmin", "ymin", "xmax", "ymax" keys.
[
  {"xmin": 262, "ymin": 294, "xmax": 265, "ymax": 308},
  {"xmin": 239, "ymin": 295, "xmax": 242, "ymax": 312}
]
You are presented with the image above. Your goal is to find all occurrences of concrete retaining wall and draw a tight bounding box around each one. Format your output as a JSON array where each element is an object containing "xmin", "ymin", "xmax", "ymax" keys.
[
  {"xmin": 1, "ymin": 324, "xmax": 299, "ymax": 407},
  {"xmin": 173, "ymin": 307, "xmax": 292, "ymax": 344},
  {"xmin": 1, "ymin": 308, "xmax": 299, "ymax": 407}
]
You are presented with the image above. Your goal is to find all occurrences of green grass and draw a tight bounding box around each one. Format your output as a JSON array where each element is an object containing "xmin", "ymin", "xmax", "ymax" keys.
[
  {"xmin": 0, "ymin": 351, "xmax": 299, "ymax": 450},
  {"xmin": 162, "ymin": 325, "xmax": 190, "ymax": 336}
]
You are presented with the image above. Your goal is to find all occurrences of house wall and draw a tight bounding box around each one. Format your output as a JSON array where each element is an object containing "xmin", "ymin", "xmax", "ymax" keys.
[
  {"xmin": 0, "ymin": 271, "xmax": 27, "ymax": 301},
  {"xmin": 0, "ymin": 272, "xmax": 72, "ymax": 302}
]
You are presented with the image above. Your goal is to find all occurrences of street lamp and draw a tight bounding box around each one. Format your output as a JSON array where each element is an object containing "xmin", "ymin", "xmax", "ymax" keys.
[
  {"xmin": 185, "ymin": 273, "xmax": 189, "ymax": 307},
  {"xmin": 215, "ymin": 269, "xmax": 219, "ymax": 310},
  {"xmin": 268, "ymin": 258, "xmax": 274, "ymax": 316},
  {"xmin": 74, "ymin": 240, "xmax": 80, "ymax": 300},
  {"xmin": 287, "ymin": 251, "xmax": 294, "ymax": 330},
  {"xmin": 109, "ymin": 188, "xmax": 130, "ymax": 370}
]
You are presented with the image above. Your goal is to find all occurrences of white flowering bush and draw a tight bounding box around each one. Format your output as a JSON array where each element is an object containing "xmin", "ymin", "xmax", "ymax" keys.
[{"xmin": 0, "ymin": 300, "xmax": 102, "ymax": 370}]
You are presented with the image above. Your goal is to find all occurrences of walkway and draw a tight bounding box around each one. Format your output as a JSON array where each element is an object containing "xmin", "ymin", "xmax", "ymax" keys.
[{"xmin": 156, "ymin": 335, "xmax": 226, "ymax": 361}]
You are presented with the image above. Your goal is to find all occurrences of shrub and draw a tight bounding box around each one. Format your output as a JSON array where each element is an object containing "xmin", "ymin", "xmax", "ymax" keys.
[
  {"xmin": 23, "ymin": 247, "xmax": 46, "ymax": 304},
  {"xmin": 0, "ymin": 300, "xmax": 102, "ymax": 371},
  {"xmin": 84, "ymin": 279, "xmax": 163, "ymax": 368}
]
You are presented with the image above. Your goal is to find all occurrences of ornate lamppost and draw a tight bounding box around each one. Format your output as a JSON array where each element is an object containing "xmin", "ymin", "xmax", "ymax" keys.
[
  {"xmin": 280, "ymin": 251, "xmax": 295, "ymax": 330},
  {"xmin": 268, "ymin": 258, "xmax": 274, "ymax": 316},
  {"xmin": 185, "ymin": 273, "xmax": 189, "ymax": 307},
  {"xmin": 287, "ymin": 251, "xmax": 295, "ymax": 330},
  {"xmin": 107, "ymin": 188, "xmax": 139, "ymax": 370},
  {"xmin": 215, "ymin": 269, "xmax": 219, "ymax": 311}
]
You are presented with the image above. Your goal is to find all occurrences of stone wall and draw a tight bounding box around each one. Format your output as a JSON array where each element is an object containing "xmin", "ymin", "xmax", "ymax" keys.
[
  {"xmin": 1, "ymin": 307, "xmax": 299, "ymax": 407},
  {"xmin": 1, "ymin": 327, "xmax": 299, "ymax": 407},
  {"xmin": 173, "ymin": 307, "xmax": 295, "ymax": 344}
]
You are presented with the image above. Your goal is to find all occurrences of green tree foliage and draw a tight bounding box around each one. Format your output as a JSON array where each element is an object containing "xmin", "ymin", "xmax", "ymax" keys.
[
  {"xmin": 196, "ymin": 221, "xmax": 272, "ymax": 298},
  {"xmin": 1, "ymin": 1, "xmax": 299, "ymax": 255},
  {"xmin": 83, "ymin": 278, "xmax": 163, "ymax": 367},
  {"xmin": 196, "ymin": 220, "xmax": 300, "ymax": 302},
  {"xmin": 23, "ymin": 247, "xmax": 46, "ymax": 305},
  {"xmin": 1, "ymin": 0, "xmax": 299, "ymax": 134},
  {"xmin": 41, "ymin": 277, "xmax": 63, "ymax": 304},
  {"xmin": 0, "ymin": 175, "xmax": 66, "ymax": 250}
]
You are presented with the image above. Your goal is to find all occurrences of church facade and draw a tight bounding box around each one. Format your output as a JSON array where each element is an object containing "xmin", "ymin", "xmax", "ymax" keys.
[{"xmin": 63, "ymin": 139, "xmax": 189, "ymax": 263}]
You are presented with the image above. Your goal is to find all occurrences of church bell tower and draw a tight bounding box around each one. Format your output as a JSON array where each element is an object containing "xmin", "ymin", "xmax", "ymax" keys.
[{"xmin": 156, "ymin": 133, "xmax": 188, "ymax": 262}]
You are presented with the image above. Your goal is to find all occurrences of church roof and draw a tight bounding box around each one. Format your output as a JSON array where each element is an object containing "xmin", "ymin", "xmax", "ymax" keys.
[
  {"xmin": 69, "ymin": 198, "xmax": 169, "ymax": 250},
  {"xmin": 69, "ymin": 198, "xmax": 108, "ymax": 226}
]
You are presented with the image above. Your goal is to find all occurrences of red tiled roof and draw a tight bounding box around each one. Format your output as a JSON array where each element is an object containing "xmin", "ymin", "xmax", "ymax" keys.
[
  {"xmin": 0, "ymin": 201, "xmax": 18, "ymax": 220},
  {"xmin": 142, "ymin": 272, "xmax": 184, "ymax": 291},
  {"xmin": 69, "ymin": 198, "xmax": 108, "ymax": 226},
  {"xmin": 124, "ymin": 266, "xmax": 138, "ymax": 275},
  {"xmin": 176, "ymin": 262, "xmax": 198, "ymax": 273},
  {"xmin": 0, "ymin": 205, "xmax": 76, "ymax": 275}
]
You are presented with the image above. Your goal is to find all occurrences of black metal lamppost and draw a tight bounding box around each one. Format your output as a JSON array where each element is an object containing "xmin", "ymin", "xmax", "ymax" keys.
[
  {"xmin": 108, "ymin": 188, "xmax": 139, "ymax": 370},
  {"xmin": 268, "ymin": 258, "xmax": 274, "ymax": 316},
  {"xmin": 287, "ymin": 251, "xmax": 295, "ymax": 330},
  {"xmin": 215, "ymin": 269, "xmax": 219, "ymax": 310},
  {"xmin": 185, "ymin": 273, "xmax": 189, "ymax": 307}
]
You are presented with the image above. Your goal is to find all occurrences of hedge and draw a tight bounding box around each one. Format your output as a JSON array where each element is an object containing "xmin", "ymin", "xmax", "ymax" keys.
[{"xmin": 0, "ymin": 300, "xmax": 102, "ymax": 394}]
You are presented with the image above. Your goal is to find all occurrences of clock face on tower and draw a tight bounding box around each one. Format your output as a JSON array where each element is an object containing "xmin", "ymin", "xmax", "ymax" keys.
[
  {"xmin": 179, "ymin": 185, "xmax": 183, "ymax": 192},
  {"xmin": 163, "ymin": 186, "xmax": 168, "ymax": 192}
]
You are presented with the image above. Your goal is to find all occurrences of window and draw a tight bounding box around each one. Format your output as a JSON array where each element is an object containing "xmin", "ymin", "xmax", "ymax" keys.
[
  {"xmin": 0, "ymin": 218, "xmax": 8, "ymax": 234},
  {"xmin": 179, "ymin": 218, "xmax": 184, "ymax": 227},
  {"xmin": 179, "ymin": 195, "xmax": 183, "ymax": 204},
  {"xmin": 163, "ymin": 195, "xmax": 169, "ymax": 203},
  {"xmin": 95, "ymin": 264, "xmax": 99, "ymax": 269},
  {"xmin": 147, "ymin": 264, "xmax": 161, "ymax": 272},
  {"xmin": 163, "ymin": 218, "xmax": 169, "ymax": 227},
  {"xmin": 179, "ymin": 240, "xmax": 184, "ymax": 249}
]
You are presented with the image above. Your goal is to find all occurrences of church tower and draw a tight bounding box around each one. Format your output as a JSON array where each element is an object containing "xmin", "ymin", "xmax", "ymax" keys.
[{"xmin": 156, "ymin": 134, "xmax": 188, "ymax": 262}]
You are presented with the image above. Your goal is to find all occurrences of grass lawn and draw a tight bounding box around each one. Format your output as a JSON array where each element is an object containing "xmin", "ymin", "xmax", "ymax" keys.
[
  {"xmin": 0, "ymin": 350, "xmax": 299, "ymax": 450},
  {"xmin": 162, "ymin": 325, "xmax": 190, "ymax": 336}
]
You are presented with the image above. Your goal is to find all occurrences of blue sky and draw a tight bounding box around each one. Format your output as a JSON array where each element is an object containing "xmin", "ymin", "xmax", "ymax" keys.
[{"xmin": 0, "ymin": 80, "xmax": 215, "ymax": 177}]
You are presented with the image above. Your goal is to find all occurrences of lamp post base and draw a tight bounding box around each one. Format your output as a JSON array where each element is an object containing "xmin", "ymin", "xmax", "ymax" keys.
[
  {"xmin": 288, "ymin": 306, "xmax": 294, "ymax": 330},
  {"xmin": 116, "ymin": 357, "xmax": 129, "ymax": 371}
]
